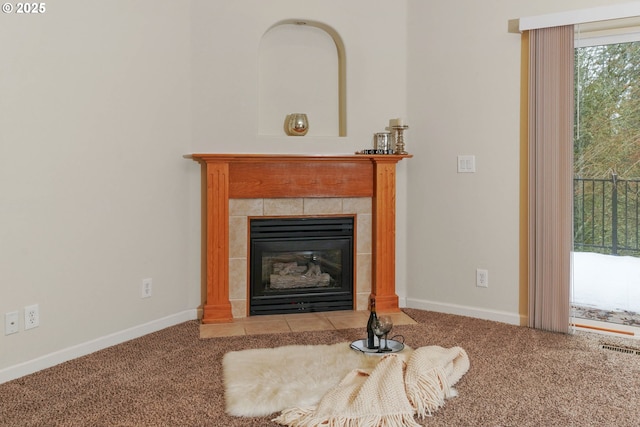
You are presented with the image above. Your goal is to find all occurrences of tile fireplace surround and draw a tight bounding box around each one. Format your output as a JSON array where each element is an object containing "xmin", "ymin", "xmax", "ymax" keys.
[{"xmin": 190, "ymin": 153, "xmax": 411, "ymax": 323}]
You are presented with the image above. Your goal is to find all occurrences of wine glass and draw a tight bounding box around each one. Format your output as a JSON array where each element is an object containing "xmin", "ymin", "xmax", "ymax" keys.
[{"xmin": 372, "ymin": 316, "xmax": 394, "ymax": 352}]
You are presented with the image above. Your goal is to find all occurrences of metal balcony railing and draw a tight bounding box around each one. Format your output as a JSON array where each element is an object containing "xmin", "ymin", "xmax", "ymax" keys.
[{"xmin": 574, "ymin": 174, "xmax": 640, "ymax": 256}]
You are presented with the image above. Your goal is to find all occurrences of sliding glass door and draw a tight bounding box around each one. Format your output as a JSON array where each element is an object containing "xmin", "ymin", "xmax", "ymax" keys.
[{"xmin": 572, "ymin": 31, "xmax": 640, "ymax": 329}]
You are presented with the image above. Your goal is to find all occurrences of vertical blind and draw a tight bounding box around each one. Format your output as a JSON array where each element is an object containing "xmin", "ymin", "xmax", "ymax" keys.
[{"xmin": 527, "ymin": 25, "xmax": 574, "ymax": 333}]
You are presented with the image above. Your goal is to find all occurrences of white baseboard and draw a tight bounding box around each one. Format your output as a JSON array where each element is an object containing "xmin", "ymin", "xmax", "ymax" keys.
[
  {"xmin": 0, "ymin": 309, "xmax": 198, "ymax": 385},
  {"xmin": 404, "ymin": 298, "xmax": 522, "ymax": 326}
]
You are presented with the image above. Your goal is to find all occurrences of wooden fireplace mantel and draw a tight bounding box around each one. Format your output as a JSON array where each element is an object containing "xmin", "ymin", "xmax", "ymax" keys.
[{"xmin": 189, "ymin": 153, "xmax": 412, "ymax": 323}]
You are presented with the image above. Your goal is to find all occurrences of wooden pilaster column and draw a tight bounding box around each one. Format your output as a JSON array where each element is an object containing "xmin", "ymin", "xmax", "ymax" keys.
[
  {"xmin": 202, "ymin": 161, "xmax": 233, "ymax": 323},
  {"xmin": 371, "ymin": 158, "xmax": 400, "ymax": 312}
]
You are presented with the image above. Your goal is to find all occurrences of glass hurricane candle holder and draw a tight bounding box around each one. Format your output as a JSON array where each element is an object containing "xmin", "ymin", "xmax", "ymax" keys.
[{"xmin": 285, "ymin": 113, "xmax": 309, "ymax": 136}]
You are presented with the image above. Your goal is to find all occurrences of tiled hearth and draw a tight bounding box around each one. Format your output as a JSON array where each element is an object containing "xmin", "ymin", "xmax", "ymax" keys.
[
  {"xmin": 228, "ymin": 197, "xmax": 373, "ymax": 318},
  {"xmin": 200, "ymin": 309, "xmax": 417, "ymax": 338}
]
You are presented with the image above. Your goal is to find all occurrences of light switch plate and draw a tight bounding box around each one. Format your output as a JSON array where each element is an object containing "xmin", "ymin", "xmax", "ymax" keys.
[{"xmin": 457, "ymin": 155, "xmax": 476, "ymax": 173}]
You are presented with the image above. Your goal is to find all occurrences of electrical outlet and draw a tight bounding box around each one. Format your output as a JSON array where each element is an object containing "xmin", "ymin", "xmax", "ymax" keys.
[
  {"xmin": 5, "ymin": 311, "xmax": 19, "ymax": 335},
  {"xmin": 24, "ymin": 304, "xmax": 39, "ymax": 330},
  {"xmin": 141, "ymin": 278, "xmax": 152, "ymax": 298},
  {"xmin": 476, "ymin": 269, "xmax": 489, "ymax": 288}
]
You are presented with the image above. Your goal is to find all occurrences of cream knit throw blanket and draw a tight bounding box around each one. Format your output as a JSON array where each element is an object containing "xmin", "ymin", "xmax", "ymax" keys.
[{"xmin": 273, "ymin": 346, "xmax": 470, "ymax": 427}]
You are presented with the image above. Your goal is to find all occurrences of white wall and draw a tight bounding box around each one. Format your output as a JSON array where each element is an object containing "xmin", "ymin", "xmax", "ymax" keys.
[
  {"xmin": 190, "ymin": 0, "xmax": 408, "ymax": 153},
  {"xmin": 0, "ymin": 1, "xmax": 194, "ymax": 375},
  {"xmin": 1, "ymin": 0, "xmax": 632, "ymax": 381},
  {"xmin": 405, "ymin": 0, "xmax": 631, "ymax": 324}
]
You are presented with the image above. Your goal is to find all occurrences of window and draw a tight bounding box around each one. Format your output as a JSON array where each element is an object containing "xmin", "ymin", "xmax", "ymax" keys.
[
  {"xmin": 574, "ymin": 32, "xmax": 640, "ymax": 257},
  {"xmin": 572, "ymin": 27, "xmax": 640, "ymax": 324}
]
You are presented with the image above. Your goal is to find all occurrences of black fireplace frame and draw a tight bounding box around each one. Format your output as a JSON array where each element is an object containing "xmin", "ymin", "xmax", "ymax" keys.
[{"xmin": 249, "ymin": 216, "xmax": 354, "ymax": 315}]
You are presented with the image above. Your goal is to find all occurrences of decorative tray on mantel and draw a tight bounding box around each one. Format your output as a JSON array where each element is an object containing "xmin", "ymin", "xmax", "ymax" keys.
[
  {"xmin": 350, "ymin": 339, "xmax": 405, "ymax": 355},
  {"xmin": 356, "ymin": 149, "xmax": 397, "ymax": 155}
]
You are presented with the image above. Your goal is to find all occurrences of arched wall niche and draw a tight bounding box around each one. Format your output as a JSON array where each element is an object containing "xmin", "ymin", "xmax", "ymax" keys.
[{"xmin": 258, "ymin": 19, "xmax": 346, "ymax": 137}]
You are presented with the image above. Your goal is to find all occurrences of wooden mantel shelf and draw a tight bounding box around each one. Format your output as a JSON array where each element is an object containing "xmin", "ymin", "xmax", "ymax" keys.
[{"xmin": 190, "ymin": 153, "xmax": 412, "ymax": 323}]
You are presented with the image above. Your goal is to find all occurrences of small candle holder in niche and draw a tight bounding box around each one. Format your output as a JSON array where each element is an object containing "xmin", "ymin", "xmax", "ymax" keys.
[
  {"xmin": 285, "ymin": 113, "xmax": 309, "ymax": 136},
  {"xmin": 392, "ymin": 124, "xmax": 409, "ymax": 155}
]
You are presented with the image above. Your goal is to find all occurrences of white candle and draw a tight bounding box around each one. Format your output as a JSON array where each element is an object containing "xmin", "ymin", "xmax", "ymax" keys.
[{"xmin": 396, "ymin": 118, "xmax": 404, "ymax": 127}]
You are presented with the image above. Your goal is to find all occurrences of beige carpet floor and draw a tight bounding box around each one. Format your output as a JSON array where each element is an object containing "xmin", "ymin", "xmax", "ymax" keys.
[{"xmin": 1, "ymin": 308, "xmax": 640, "ymax": 426}]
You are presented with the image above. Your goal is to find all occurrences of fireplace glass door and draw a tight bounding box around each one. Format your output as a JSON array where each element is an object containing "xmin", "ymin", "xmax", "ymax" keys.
[{"xmin": 249, "ymin": 217, "xmax": 354, "ymax": 315}]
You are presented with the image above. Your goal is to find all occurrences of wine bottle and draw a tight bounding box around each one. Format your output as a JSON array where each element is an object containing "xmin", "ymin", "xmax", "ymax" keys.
[{"xmin": 366, "ymin": 297, "xmax": 379, "ymax": 349}]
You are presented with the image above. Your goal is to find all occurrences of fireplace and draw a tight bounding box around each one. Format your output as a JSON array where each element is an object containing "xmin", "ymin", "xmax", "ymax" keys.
[
  {"xmin": 249, "ymin": 217, "xmax": 354, "ymax": 315},
  {"xmin": 189, "ymin": 153, "xmax": 411, "ymax": 323}
]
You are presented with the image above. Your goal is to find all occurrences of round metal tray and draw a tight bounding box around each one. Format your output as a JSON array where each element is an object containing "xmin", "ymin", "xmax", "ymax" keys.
[{"xmin": 350, "ymin": 339, "xmax": 405, "ymax": 355}]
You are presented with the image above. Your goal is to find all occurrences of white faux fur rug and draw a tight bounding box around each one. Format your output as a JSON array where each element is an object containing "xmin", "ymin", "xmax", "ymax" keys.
[{"xmin": 222, "ymin": 342, "xmax": 411, "ymax": 417}]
